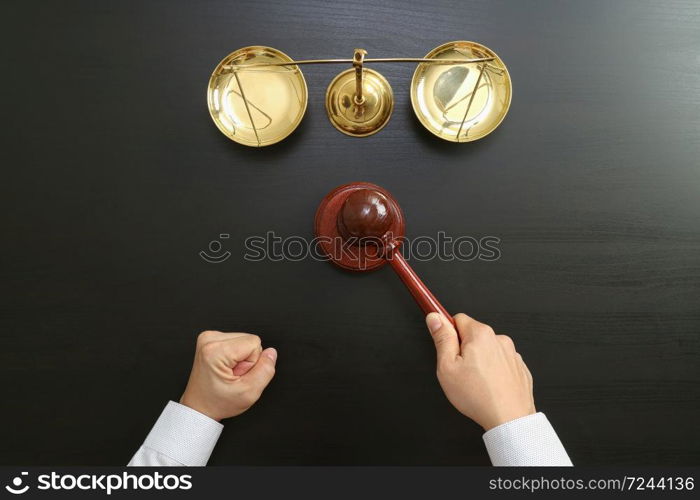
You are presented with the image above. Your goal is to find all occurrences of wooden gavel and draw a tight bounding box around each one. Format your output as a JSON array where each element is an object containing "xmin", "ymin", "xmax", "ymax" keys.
[{"xmin": 314, "ymin": 182, "xmax": 455, "ymax": 326}]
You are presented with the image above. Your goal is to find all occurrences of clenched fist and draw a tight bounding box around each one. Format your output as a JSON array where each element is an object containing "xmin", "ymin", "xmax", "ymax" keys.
[
  {"xmin": 180, "ymin": 331, "xmax": 277, "ymax": 421},
  {"xmin": 426, "ymin": 313, "xmax": 535, "ymax": 431}
]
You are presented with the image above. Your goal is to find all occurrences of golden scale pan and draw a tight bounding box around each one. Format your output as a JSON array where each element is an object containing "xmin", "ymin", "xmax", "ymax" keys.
[{"xmin": 207, "ymin": 41, "xmax": 512, "ymax": 147}]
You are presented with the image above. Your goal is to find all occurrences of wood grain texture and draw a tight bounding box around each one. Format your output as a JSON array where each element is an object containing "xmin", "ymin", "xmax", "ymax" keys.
[{"xmin": 0, "ymin": 0, "xmax": 698, "ymax": 465}]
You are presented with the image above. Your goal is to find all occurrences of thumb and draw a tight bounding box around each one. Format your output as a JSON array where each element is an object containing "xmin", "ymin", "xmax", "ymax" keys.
[
  {"xmin": 426, "ymin": 313, "xmax": 460, "ymax": 361},
  {"xmin": 241, "ymin": 347, "xmax": 277, "ymax": 390}
]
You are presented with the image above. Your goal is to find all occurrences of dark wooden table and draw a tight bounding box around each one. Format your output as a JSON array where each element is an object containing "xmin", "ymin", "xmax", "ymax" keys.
[{"xmin": 1, "ymin": 0, "xmax": 699, "ymax": 465}]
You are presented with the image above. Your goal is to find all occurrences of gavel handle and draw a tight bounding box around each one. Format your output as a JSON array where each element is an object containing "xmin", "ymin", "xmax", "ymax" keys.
[{"xmin": 387, "ymin": 250, "xmax": 456, "ymax": 327}]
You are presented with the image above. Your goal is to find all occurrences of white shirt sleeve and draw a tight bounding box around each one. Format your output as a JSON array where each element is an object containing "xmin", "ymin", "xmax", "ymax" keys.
[
  {"xmin": 128, "ymin": 401, "xmax": 223, "ymax": 466},
  {"xmin": 130, "ymin": 404, "xmax": 569, "ymax": 466},
  {"xmin": 482, "ymin": 412, "xmax": 572, "ymax": 466}
]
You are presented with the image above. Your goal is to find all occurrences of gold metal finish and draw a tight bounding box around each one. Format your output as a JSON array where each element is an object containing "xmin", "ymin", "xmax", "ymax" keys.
[
  {"xmin": 207, "ymin": 46, "xmax": 307, "ymax": 147},
  {"xmin": 222, "ymin": 56, "xmax": 495, "ymax": 69},
  {"xmin": 206, "ymin": 43, "xmax": 509, "ymax": 145},
  {"xmin": 353, "ymin": 49, "xmax": 368, "ymax": 105},
  {"xmin": 324, "ymin": 49, "xmax": 394, "ymax": 137},
  {"xmin": 325, "ymin": 70, "xmax": 394, "ymax": 137},
  {"xmin": 410, "ymin": 41, "xmax": 512, "ymax": 142}
]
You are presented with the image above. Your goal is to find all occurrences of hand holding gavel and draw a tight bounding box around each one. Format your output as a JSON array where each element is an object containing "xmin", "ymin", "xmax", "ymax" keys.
[
  {"xmin": 314, "ymin": 182, "xmax": 536, "ymax": 430},
  {"xmin": 425, "ymin": 312, "xmax": 536, "ymax": 430}
]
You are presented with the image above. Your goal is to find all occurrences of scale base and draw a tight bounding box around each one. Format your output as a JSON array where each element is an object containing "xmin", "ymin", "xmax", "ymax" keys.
[{"xmin": 325, "ymin": 69, "xmax": 394, "ymax": 137}]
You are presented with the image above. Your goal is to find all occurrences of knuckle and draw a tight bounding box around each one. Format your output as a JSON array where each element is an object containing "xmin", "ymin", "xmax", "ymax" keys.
[
  {"xmin": 453, "ymin": 313, "xmax": 470, "ymax": 330},
  {"xmin": 199, "ymin": 341, "xmax": 219, "ymax": 360},
  {"xmin": 474, "ymin": 323, "xmax": 495, "ymax": 338},
  {"xmin": 257, "ymin": 362, "xmax": 276, "ymax": 380},
  {"xmin": 197, "ymin": 330, "xmax": 217, "ymax": 345},
  {"xmin": 245, "ymin": 334, "xmax": 261, "ymax": 345},
  {"xmin": 498, "ymin": 334, "xmax": 515, "ymax": 348}
]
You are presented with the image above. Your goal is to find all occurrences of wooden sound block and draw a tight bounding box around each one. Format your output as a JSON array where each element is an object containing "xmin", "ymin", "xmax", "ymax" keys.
[{"xmin": 314, "ymin": 182, "xmax": 405, "ymax": 272}]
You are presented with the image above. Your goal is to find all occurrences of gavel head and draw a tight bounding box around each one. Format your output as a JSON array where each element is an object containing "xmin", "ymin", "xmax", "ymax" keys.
[
  {"xmin": 314, "ymin": 182, "xmax": 405, "ymax": 271},
  {"xmin": 337, "ymin": 189, "xmax": 394, "ymax": 241}
]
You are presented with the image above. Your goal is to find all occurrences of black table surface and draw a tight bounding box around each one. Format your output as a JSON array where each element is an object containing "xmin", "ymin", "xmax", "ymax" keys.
[{"xmin": 1, "ymin": 0, "xmax": 699, "ymax": 465}]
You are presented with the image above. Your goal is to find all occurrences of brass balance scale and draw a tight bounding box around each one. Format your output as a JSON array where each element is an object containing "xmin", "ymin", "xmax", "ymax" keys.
[{"xmin": 207, "ymin": 41, "xmax": 512, "ymax": 147}]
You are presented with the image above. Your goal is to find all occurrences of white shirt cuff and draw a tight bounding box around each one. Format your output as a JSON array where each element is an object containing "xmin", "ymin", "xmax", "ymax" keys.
[
  {"xmin": 482, "ymin": 412, "xmax": 572, "ymax": 466},
  {"xmin": 135, "ymin": 401, "xmax": 223, "ymax": 466}
]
